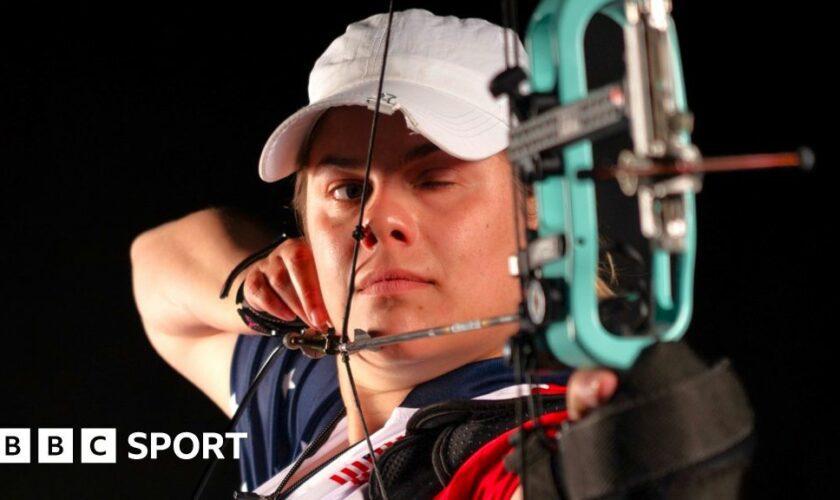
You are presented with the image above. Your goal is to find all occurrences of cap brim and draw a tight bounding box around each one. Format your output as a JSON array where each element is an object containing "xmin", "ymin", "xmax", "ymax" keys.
[{"xmin": 258, "ymin": 80, "xmax": 509, "ymax": 182}]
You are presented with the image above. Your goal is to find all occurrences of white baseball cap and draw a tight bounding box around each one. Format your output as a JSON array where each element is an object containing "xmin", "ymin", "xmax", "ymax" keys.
[{"xmin": 258, "ymin": 8, "xmax": 527, "ymax": 182}]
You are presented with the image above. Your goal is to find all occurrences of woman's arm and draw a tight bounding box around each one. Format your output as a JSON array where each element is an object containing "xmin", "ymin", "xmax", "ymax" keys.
[{"xmin": 130, "ymin": 207, "xmax": 278, "ymax": 416}]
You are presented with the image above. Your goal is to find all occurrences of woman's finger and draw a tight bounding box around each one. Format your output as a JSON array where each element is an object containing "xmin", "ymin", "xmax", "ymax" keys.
[
  {"xmin": 278, "ymin": 240, "xmax": 330, "ymax": 330},
  {"xmin": 567, "ymin": 368, "xmax": 618, "ymax": 421},
  {"xmin": 258, "ymin": 254, "xmax": 308, "ymax": 324},
  {"xmin": 243, "ymin": 269, "xmax": 299, "ymax": 323}
]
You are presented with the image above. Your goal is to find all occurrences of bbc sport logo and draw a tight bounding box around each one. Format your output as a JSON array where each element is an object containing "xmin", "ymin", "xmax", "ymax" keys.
[{"xmin": 0, "ymin": 429, "xmax": 247, "ymax": 463}]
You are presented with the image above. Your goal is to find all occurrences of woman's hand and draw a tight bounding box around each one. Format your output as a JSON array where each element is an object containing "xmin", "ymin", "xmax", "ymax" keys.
[
  {"xmin": 241, "ymin": 237, "xmax": 332, "ymax": 331},
  {"xmin": 567, "ymin": 368, "xmax": 619, "ymax": 420}
]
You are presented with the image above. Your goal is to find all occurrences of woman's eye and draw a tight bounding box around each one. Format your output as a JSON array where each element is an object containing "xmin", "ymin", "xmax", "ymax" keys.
[
  {"xmin": 420, "ymin": 180, "xmax": 454, "ymax": 189},
  {"xmin": 416, "ymin": 168, "xmax": 457, "ymax": 190},
  {"xmin": 332, "ymin": 182, "xmax": 365, "ymax": 201}
]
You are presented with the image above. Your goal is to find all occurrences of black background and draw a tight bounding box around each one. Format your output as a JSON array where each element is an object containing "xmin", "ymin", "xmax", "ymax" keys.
[{"xmin": 1, "ymin": 1, "xmax": 834, "ymax": 498}]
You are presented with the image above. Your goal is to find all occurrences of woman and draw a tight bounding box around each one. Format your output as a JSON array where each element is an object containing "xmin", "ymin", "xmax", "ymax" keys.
[{"xmin": 131, "ymin": 9, "xmax": 617, "ymax": 497}]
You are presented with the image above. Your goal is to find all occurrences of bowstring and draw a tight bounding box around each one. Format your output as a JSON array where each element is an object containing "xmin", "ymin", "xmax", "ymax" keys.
[
  {"xmin": 501, "ymin": 1, "xmax": 547, "ymax": 498},
  {"xmin": 335, "ymin": 1, "xmax": 395, "ymax": 499},
  {"xmin": 500, "ymin": 1, "xmax": 526, "ymax": 495},
  {"xmin": 273, "ymin": 3, "xmax": 540, "ymax": 499}
]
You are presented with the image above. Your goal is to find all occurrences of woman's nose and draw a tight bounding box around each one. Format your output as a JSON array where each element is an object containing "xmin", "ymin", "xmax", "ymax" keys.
[{"xmin": 360, "ymin": 188, "xmax": 415, "ymax": 250}]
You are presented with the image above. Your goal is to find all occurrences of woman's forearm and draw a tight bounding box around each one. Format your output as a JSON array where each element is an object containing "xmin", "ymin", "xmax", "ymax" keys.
[{"xmin": 130, "ymin": 207, "xmax": 277, "ymax": 339}]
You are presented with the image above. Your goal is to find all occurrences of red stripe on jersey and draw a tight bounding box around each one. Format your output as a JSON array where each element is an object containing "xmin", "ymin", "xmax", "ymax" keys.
[{"xmin": 352, "ymin": 461, "xmax": 370, "ymax": 473}]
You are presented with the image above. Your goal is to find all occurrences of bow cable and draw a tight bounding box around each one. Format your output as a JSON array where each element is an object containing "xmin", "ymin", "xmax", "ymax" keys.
[{"xmin": 331, "ymin": 2, "xmax": 396, "ymax": 500}]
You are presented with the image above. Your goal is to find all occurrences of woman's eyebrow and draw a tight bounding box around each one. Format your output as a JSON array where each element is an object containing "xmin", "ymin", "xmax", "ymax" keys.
[
  {"xmin": 313, "ymin": 141, "xmax": 442, "ymax": 171},
  {"xmin": 401, "ymin": 142, "xmax": 441, "ymax": 164},
  {"xmin": 315, "ymin": 155, "xmax": 362, "ymax": 170}
]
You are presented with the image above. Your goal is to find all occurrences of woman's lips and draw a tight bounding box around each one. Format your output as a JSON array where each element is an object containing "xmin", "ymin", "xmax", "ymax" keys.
[
  {"xmin": 357, "ymin": 279, "xmax": 431, "ymax": 296},
  {"xmin": 356, "ymin": 269, "xmax": 432, "ymax": 296}
]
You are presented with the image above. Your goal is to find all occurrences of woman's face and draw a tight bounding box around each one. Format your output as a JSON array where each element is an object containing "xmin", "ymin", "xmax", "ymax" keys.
[{"xmin": 303, "ymin": 106, "xmax": 523, "ymax": 387}]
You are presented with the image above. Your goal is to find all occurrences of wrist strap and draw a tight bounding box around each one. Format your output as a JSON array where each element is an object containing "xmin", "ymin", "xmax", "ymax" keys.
[
  {"xmin": 234, "ymin": 280, "xmax": 305, "ymax": 335},
  {"xmin": 219, "ymin": 232, "xmax": 305, "ymax": 335}
]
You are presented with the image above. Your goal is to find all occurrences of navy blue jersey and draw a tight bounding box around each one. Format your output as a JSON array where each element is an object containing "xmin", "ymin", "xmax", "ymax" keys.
[
  {"xmin": 230, "ymin": 334, "xmax": 342, "ymax": 491},
  {"xmin": 230, "ymin": 334, "xmax": 571, "ymax": 492}
]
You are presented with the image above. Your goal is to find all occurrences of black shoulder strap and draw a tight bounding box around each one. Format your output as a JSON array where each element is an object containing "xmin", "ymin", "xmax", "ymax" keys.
[{"xmin": 371, "ymin": 394, "xmax": 567, "ymax": 500}]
